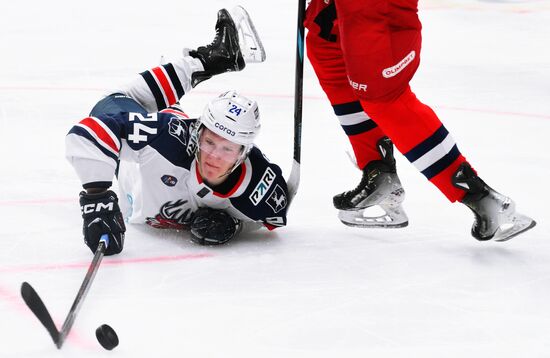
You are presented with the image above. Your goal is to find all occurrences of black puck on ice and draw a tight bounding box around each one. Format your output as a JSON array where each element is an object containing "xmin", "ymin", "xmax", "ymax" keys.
[{"xmin": 95, "ymin": 324, "xmax": 119, "ymax": 350}]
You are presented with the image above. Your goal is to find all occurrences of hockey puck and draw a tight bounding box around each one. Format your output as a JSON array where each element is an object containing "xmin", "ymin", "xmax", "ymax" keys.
[{"xmin": 95, "ymin": 324, "xmax": 119, "ymax": 350}]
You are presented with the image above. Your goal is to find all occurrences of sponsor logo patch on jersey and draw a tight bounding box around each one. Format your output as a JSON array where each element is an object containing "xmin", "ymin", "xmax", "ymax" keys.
[
  {"xmin": 382, "ymin": 51, "xmax": 416, "ymax": 78},
  {"xmin": 161, "ymin": 175, "xmax": 178, "ymax": 187},
  {"xmin": 249, "ymin": 167, "xmax": 276, "ymax": 205},
  {"xmin": 266, "ymin": 184, "xmax": 287, "ymax": 214},
  {"xmin": 168, "ymin": 117, "xmax": 188, "ymax": 146}
]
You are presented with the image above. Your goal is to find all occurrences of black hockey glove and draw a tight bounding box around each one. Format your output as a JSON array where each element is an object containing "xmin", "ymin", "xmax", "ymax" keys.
[
  {"xmin": 190, "ymin": 208, "xmax": 242, "ymax": 245},
  {"xmin": 79, "ymin": 190, "xmax": 126, "ymax": 256}
]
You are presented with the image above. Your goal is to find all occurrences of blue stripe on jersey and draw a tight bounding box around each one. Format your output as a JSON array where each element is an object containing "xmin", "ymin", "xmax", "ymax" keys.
[
  {"xmin": 90, "ymin": 93, "xmax": 147, "ymax": 117},
  {"xmin": 162, "ymin": 63, "xmax": 185, "ymax": 99},
  {"xmin": 332, "ymin": 101, "xmax": 363, "ymax": 116},
  {"xmin": 140, "ymin": 70, "xmax": 166, "ymax": 110},
  {"xmin": 69, "ymin": 126, "xmax": 119, "ymax": 162},
  {"xmin": 404, "ymin": 125, "xmax": 448, "ymax": 163},
  {"xmin": 421, "ymin": 144, "xmax": 460, "ymax": 179},
  {"xmin": 342, "ymin": 120, "xmax": 378, "ymax": 136},
  {"xmin": 333, "ymin": 101, "xmax": 378, "ymax": 135}
]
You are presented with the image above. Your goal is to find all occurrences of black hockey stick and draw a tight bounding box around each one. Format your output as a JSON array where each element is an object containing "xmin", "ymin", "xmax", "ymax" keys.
[
  {"xmin": 21, "ymin": 234, "xmax": 109, "ymax": 349},
  {"xmin": 287, "ymin": 0, "xmax": 306, "ymax": 203}
]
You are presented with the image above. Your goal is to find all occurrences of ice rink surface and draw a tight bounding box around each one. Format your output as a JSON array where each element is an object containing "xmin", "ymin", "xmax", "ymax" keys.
[{"xmin": 1, "ymin": 0, "xmax": 549, "ymax": 357}]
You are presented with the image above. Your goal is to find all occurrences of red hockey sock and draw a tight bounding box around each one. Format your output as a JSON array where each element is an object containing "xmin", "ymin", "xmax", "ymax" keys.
[{"xmin": 361, "ymin": 87, "xmax": 468, "ymax": 202}]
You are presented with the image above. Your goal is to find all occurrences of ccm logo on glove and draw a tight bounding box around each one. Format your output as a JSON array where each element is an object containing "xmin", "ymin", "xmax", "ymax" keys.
[
  {"xmin": 79, "ymin": 190, "xmax": 126, "ymax": 256},
  {"xmin": 81, "ymin": 202, "xmax": 115, "ymax": 214}
]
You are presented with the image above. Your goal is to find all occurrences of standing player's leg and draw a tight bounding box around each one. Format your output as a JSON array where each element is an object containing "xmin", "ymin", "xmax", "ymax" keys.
[
  {"xmin": 305, "ymin": 0, "xmax": 408, "ymax": 227},
  {"xmin": 336, "ymin": 0, "xmax": 535, "ymax": 240}
]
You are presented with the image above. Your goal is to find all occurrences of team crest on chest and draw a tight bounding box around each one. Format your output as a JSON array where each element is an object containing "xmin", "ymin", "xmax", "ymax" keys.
[
  {"xmin": 266, "ymin": 184, "xmax": 287, "ymax": 213},
  {"xmin": 168, "ymin": 117, "xmax": 188, "ymax": 146},
  {"xmin": 145, "ymin": 199, "xmax": 193, "ymax": 229}
]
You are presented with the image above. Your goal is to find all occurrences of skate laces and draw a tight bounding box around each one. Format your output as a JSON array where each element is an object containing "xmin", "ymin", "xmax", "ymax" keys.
[
  {"xmin": 344, "ymin": 167, "xmax": 377, "ymax": 198},
  {"xmin": 344, "ymin": 137, "xmax": 396, "ymax": 198},
  {"xmin": 203, "ymin": 25, "xmax": 223, "ymax": 51},
  {"xmin": 198, "ymin": 12, "xmax": 229, "ymax": 53}
]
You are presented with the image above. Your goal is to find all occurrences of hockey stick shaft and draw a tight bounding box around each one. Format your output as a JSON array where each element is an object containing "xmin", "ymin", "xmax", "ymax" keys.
[
  {"xmin": 20, "ymin": 234, "xmax": 109, "ymax": 349},
  {"xmin": 56, "ymin": 234, "xmax": 109, "ymax": 348},
  {"xmin": 287, "ymin": 0, "xmax": 306, "ymax": 202}
]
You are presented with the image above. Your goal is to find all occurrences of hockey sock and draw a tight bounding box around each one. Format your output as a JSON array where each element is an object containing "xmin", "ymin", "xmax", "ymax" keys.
[
  {"xmin": 361, "ymin": 87, "xmax": 469, "ymax": 202},
  {"xmin": 332, "ymin": 100, "xmax": 386, "ymax": 169}
]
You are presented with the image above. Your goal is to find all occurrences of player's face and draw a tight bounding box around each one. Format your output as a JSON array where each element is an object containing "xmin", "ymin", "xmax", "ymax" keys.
[{"xmin": 198, "ymin": 128, "xmax": 243, "ymax": 186}]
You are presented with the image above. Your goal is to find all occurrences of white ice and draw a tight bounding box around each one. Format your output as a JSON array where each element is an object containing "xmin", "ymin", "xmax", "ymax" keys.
[{"xmin": 1, "ymin": 0, "xmax": 549, "ymax": 357}]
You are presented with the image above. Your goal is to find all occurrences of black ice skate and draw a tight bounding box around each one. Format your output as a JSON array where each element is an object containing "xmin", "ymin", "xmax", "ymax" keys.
[
  {"xmin": 188, "ymin": 7, "xmax": 265, "ymax": 87},
  {"xmin": 188, "ymin": 9, "xmax": 244, "ymax": 87},
  {"xmin": 453, "ymin": 162, "xmax": 536, "ymax": 241},
  {"xmin": 334, "ymin": 137, "xmax": 408, "ymax": 228}
]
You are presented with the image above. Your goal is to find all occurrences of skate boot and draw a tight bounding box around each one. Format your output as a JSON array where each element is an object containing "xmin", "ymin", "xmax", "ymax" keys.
[
  {"xmin": 453, "ymin": 162, "xmax": 536, "ymax": 241},
  {"xmin": 334, "ymin": 137, "xmax": 408, "ymax": 228},
  {"xmin": 188, "ymin": 9, "xmax": 246, "ymax": 87}
]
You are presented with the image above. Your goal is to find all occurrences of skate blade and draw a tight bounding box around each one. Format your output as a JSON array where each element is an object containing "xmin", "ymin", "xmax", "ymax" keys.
[
  {"xmin": 340, "ymin": 218, "xmax": 409, "ymax": 229},
  {"xmin": 493, "ymin": 215, "xmax": 537, "ymax": 242},
  {"xmin": 230, "ymin": 6, "xmax": 266, "ymax": 63},
  {"xmin": 338, "ymin": 205, "xmax": 409, "ymax": 229}
]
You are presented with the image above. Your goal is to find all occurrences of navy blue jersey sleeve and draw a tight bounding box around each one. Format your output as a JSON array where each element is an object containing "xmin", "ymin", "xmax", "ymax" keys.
[
  {"xmin": 230, "ymin": 147, "xmax": 289, "ymax": 230},
  {"xmin": 66, "ymin": 100, "xmax": 197, "ymax": 187},
  {"xmin": 67, "ymin": 108, "xmax": 197, "ymax": 166}
]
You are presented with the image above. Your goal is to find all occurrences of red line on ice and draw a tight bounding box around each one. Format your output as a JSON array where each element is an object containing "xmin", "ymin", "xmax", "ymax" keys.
[
  {"xmin": 0, "ymin": 253, "xmax": 214, "ymax": 274},
  {"xmin": 0, "ymin": 284, "xmax": 95, "ymax": 349},
  {"xmin": 1, "ymin": 85, "xmax": 548, "ymax": 120}
]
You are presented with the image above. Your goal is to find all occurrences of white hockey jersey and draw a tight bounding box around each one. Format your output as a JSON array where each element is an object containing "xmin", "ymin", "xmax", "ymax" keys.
[{"xmin": 65, "ymin": 56, "xmax": 288, "ymax": 232}]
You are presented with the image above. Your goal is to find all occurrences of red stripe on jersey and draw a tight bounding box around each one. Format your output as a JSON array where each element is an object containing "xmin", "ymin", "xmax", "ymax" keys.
[
  {"xmin": 214, "ymin": 163, "xmax": 246, "ymax": 198},
  {"xmin": 160, "ymin": 108, "xmax": 189, "ymax": 118},
  {"xmin": 79, "ymin": 117, "xmax": 119, "ymax": 153},
  {"xmin": 194, "ymin": 163, "xmax": 247, "ymax": 198},
  {"xmin": 152, "ymin": 67, "xmax": 177, "ymax": 106},
  {"xmin": 195, "ymin": 164, "xmax": 203, "ymax": 184},
  {"xmin": 263, "ymin": 223, "xmax": 277, "ymax": 231}
]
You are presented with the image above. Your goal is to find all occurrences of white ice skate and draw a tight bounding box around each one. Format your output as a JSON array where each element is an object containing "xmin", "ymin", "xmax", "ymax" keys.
[
  {"xmin": 230, "ymin": 6, "xmax": 266, "ymax": 63},
  {"xmin": 481, "ymin": 194, "xmax": 537, "ymax": 242},
  {"xmin": 454, "ymin": 162, "xmax": 536, "ymax": 241},
  {"xmin": 334, "ymin": 137, "xmax": 409, "ymax": 228},
  {"xmin": 337, "ymin": 173, "xmax": 409, "ymax": 228}
]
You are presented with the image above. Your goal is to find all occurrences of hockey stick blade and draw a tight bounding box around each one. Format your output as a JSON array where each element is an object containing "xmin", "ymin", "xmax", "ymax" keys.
[
  {"xmin": 21, "ymin": 234, "xmax": 109, "ymax": 349},
  {"xmin": 21, "ymin": 282, "xmax": 60, "ymax": 345},
  {"xmin": 287, "ymin": 160, "xmax": 301, "ymax": 203}
]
